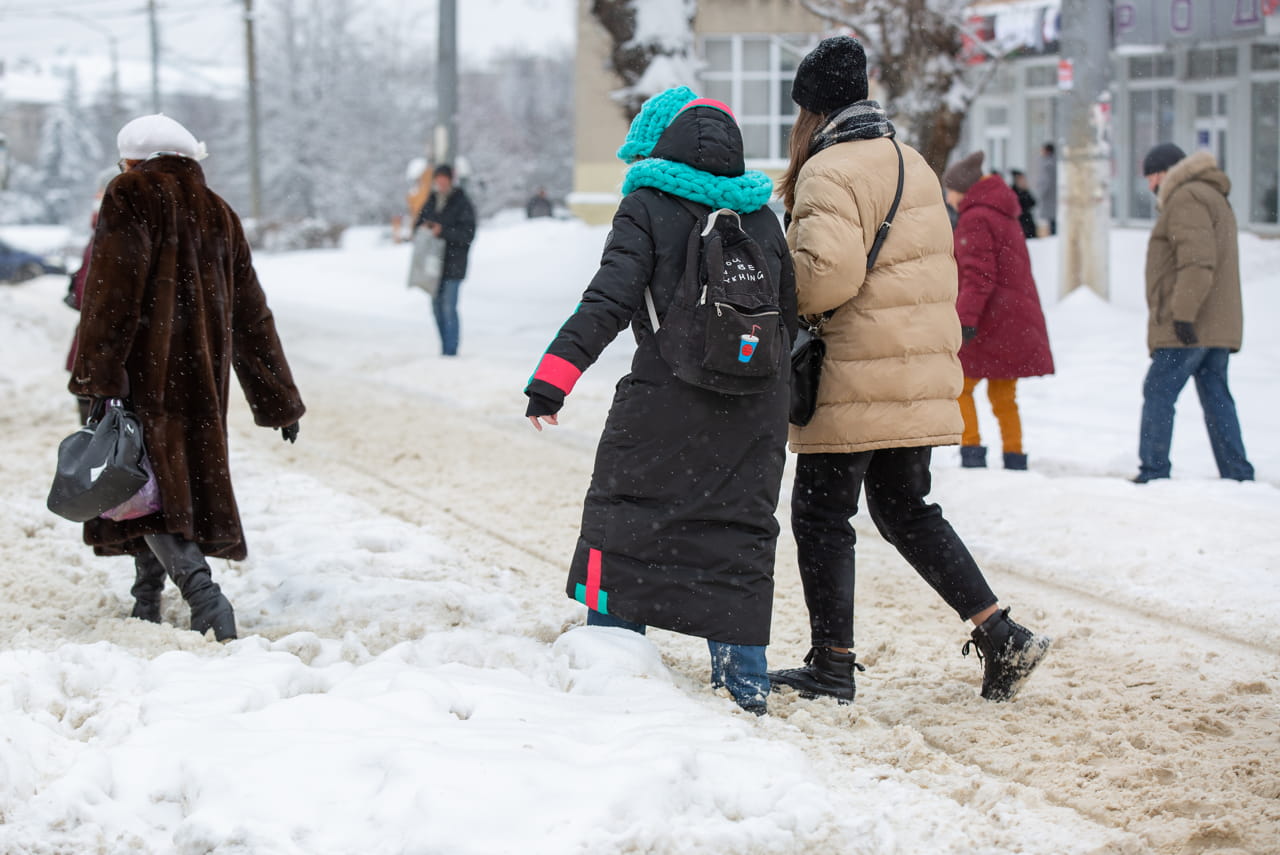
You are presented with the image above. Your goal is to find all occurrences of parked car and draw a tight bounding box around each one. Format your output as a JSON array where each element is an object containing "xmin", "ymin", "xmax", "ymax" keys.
[{"xmin": 0, "ymin": 238, "xmax": 65, "ymax": 283}]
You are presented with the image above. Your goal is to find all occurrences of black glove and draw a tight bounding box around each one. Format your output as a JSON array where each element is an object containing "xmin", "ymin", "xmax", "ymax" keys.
[
  {"xmin": 525, "ymin": 392, "xmax": 563, "ymax": 418},
  {"xmin": 962, "ymin": 325, "xmax": 978, "ymax": 341},
  {"xmin": 278, "ymin": 421, "xmax": 300, "ymax": 443},
  {"xmin": 1173, "ymin": 321, "xmax": 1198, "ymax": 346}
]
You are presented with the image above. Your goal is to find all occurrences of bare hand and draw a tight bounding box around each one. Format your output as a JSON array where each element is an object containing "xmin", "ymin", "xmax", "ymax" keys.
[
  {"xmin": 429, "ymin": 223, "xmax": 443, "ymax": 237},
  {"xmin": 528, "ymin": 414, "xmax": 558, "ymax": 432}
]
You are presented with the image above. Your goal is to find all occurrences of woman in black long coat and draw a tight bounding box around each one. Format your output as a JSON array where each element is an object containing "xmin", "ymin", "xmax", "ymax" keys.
[{"xmin": 524, "ymin": 87, "xmax": 796, "ymax": 714}]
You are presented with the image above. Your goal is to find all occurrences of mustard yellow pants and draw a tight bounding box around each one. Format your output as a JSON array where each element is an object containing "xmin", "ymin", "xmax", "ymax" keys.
[{"xmin": 959, "ymin": 377, "xmax": 1022, "ymax": 454}]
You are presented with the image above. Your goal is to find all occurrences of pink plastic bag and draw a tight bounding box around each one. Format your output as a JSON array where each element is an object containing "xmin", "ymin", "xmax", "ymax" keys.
[{"xmin": 100, "ymin": 455, "xmax": 162, "ymax": 521}]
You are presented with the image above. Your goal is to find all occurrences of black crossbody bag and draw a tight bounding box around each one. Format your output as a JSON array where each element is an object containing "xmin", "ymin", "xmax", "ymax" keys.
[{"xmin": 789, "ymin": 138, "xmax": 905, "ymax": 427}]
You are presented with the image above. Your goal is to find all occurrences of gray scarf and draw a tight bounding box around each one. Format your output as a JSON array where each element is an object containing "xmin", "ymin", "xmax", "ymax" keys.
[{"xmin": 810, "ymin": 100, "xmax": 895, "ymax": 156}]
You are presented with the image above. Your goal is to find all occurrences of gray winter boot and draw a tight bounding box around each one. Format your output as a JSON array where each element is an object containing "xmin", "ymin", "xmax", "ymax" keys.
[
  {"xmin": 960, "ymin": 446, "xmax": 988, "ymax": 468},
  {"xmin": 130, "ymin": 551, "xmax": 166, "ymax": 623},
  {"xmin": 143, "ymin": 534, "xmax": 237, "ymax": 641},
  {"xmin": 963, "ymin": 608, "xmax": 1050, "ymax": 701}
]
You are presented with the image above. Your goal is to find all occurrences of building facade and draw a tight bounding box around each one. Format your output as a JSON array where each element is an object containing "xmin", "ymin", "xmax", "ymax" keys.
[
  {"xmin": 571, "ymin": 0, "xmax": 827, "ymax": 223},
  {"xmin": 962, "ymin": 0, "xmax": 1279, "ymax": 231}
]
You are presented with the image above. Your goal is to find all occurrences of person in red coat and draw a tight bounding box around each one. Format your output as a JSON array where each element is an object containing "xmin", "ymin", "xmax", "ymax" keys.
[{"xmin": 943, "ymin": 152, "xmax": 1054, "ymax": 470}]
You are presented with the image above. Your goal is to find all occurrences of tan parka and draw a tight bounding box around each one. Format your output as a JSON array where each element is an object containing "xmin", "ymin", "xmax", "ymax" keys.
[
  {"xmin": 786, "ymin": 136, "xmax": 963, "ymax": 453},
  {"xmin": 1146, "ymin": 150, "xmax": 1243, "ymax": 354}
]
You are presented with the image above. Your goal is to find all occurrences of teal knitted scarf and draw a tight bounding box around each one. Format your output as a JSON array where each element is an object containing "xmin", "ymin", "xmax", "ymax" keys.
[{"xmin": 622, "ymin": 159, "xmax": 774, "ymax": 214}]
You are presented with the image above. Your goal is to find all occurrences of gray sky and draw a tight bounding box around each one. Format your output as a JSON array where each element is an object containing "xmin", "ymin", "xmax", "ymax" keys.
[{"xmin": 0, "ymin": 0, "xmax": 575, "ymax": 98}]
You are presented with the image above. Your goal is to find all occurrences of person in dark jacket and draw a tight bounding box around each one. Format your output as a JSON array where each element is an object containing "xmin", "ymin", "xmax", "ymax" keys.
[
  {"xmin": 526, "ymin": 187, "xmax": 553, "ymax": 218},
  {"xmin": 524, "ymin": 87, "xmax": 797, "ymax": 715},
  {"xmin": 1134, "ymin": 143, "xmax": 1252, "ymax": 483},
  {"xmin": 70, "ymin": 114, "xmax": 305, "ymax": 641},
  {"xmin": 944, "ymin": 152, "xmax": 1055, "ymax": 470},
  {"xmin": 412, "ymin": 164, "xmax": 476, "ymax": 356},
  {"xmin": 1009, "ymin": 169, "xmax": 1038, "ymax": 239}
]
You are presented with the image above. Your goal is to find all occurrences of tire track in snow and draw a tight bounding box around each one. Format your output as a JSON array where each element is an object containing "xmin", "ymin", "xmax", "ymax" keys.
[{"xmin": 261, "ymin": 374, "xmax": 1277, "ymax": 854}]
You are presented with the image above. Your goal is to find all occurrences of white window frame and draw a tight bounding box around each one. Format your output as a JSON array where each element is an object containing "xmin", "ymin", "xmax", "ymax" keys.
[{"xmin": 698, "ymin": 34, "xmax": 816, "ymax": 168}]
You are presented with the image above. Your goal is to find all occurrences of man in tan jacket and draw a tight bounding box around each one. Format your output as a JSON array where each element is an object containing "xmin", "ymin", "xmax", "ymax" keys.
[{"xmin": 1135, "ymin": 143, "xmax": 1253, "ymax": 483}]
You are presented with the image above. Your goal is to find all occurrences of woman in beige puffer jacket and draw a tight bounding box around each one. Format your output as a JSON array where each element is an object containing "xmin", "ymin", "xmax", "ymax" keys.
[{"xmin": 766, "ymin": 36, "xmax": 1052, "ymax": 706}]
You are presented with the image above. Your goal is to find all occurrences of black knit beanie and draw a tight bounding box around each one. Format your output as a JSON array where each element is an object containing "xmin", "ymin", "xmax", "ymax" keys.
[
  {"xmin": 1142, "ymin": 143, "xmax": 1186, "ymax": 176},
  {"xmin": 792, "ymin": 36, "xmax": 868, "ymax": 116}
]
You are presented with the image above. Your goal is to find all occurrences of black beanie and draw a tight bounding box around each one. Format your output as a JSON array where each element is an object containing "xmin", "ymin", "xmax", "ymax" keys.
[
  {"xmin": 1142, "ymin": 143, "xmax": 1186, "ymax": 176},
  {"xmin": 792, "ymin": 36, "xmax": 868, "ymax": 116}
]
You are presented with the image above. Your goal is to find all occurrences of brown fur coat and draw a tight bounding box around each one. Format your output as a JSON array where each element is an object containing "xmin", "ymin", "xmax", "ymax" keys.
[{"xmin": 69, "ymin": 156, "xmax": 305, "ymax": 560}]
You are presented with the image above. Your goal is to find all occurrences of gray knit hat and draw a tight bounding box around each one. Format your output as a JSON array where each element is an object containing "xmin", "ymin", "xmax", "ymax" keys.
[{"xmin": 943, "ymin": 151, "xmax": 985, "ymax": 193}]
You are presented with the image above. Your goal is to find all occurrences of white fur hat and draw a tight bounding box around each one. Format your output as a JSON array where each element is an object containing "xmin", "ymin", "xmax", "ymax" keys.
[{"xmin": 116, "ymin": 114, "xmax": 209, "ymax": 162}]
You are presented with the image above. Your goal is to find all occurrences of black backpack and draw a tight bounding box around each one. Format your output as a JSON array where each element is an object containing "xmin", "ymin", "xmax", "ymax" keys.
[{"xmin": 644, "ymin": 198, "xmax": 784, "ymax": 395}]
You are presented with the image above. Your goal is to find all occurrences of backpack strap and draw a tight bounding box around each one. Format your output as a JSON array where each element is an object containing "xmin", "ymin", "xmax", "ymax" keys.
[{"xmin": 643, "ymin": 194, "xmax": 719, "ymax": 332}]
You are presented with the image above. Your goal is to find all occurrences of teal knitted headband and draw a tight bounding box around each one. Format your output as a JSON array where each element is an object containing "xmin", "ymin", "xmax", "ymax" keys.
[{"xmin": 616, "ymin": 86, "xmax": 697, "ymax": 164}]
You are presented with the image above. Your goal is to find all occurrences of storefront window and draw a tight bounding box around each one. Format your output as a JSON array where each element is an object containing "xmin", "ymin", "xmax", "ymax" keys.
[
  {"xmin": 1129, "ymin": 88, "xmax": 1175, "ymax": 219},
  {"xmin": 1251, "ymin": 82, "xmax": 1279, "ymax": 225},
  {"xmin": 1129, "ymin": 55, "xmax": 1175, "ymax": 80},
  {"xmin": 1251, "ymin": 43, "xmax": 1280, "ymax": 72},
  {"xmin": 1187, "ymin": 46, "xmax": 1238, "ymax": 79}
]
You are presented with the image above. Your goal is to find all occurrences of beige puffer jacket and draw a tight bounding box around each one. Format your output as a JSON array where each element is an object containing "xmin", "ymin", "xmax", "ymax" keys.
[
  {"xmin": 1146, "ymin": 150, "xmax": 1243, "ymax": 354},
  {"xmin": 787, "ymin": 136, "xmax": 963, "ymax": 453}
]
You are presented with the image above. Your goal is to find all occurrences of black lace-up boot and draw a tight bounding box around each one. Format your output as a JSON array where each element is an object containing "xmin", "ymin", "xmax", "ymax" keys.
[
  {"xmin": 768, "ymin": 647, "xmax": 866, "ymax": 704},
  {"xmin": 963, "ymin": 608, "xmax": 1050, "ymax": 701}
]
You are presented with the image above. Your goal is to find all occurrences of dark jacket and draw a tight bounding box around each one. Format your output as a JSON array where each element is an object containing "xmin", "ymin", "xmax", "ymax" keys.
[
  {"xmin": 1013, "ymin": 186, "xmax": 1037, "ymax": 239},
  {"xmin": 1146, "ymin": 150, "xmax": 1242, "ymax": 353},
  {"xmin": 526, "ymin": 107, "xmax": 796, "ymax": 646},
  {"xmin": 954, "ymin": 174, "xmax": 1054, "ymax": 379},
  {"xmin": 69, "ymin": 156, "xmax": 305, "ymax": 560},
  {"xmin": 414, "ymin": 186, "xmax": 476, "ymax": 281}
]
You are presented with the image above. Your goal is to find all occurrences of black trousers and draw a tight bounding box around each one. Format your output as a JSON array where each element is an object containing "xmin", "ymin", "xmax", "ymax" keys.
[{"xmin": 791, "ymin": 447, "xmax": 998, "ymax": 649}]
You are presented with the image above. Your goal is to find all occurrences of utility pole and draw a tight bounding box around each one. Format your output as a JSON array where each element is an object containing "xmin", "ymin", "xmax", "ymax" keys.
[
  {"xmin": 243, "ymin": 0, "xmax": 263, "ymax": 221},
  {"xmin": 148, "ymin": 0, "xmax": 162, "ymax": 112},
  {"xmin": 1057, "ymin": 0, "xmax": 1112, "ymax": 299},
  {"xmin": 435, "ymin": 0, "xmax": 458, "ymax": 165}
]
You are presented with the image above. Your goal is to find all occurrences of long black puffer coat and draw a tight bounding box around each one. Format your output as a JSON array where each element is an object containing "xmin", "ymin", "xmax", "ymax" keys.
[{"xmin": 526, "ymin": 107, "xmax": 797, "ymax": 646}]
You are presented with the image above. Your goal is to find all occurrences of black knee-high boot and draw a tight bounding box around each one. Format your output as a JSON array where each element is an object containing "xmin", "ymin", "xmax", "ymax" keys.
[
  {"xmin": 130, "ymin": 551, "xmax": 166, "ymax": 623},
  {"xmin": 142, "ymin": 534, "xmax": 237, "ymax": 641}
]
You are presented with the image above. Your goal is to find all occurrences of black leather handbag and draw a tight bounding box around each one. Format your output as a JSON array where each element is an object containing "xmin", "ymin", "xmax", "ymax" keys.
[
  {"xmin": 788, "ymin": 138, "xmax": 905, "ymax": 427},
  {"xmin": 47, "ymin": 399, "xmax": 151, "ymax": 523},
  {"xmin": 788, "ymin": 325, "xmax": 827, "ymax": 427}
]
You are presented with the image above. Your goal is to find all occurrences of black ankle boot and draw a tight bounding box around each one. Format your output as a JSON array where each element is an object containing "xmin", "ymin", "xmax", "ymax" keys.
[
  {"xmin": 179, "ymin": 570, "xmax": 237, "ymax": 641},
  {"xmin": 130, "ymin": 553, "xmax": 166, "ymax": 623},
  {"xmin": 768, "ymin": 647, "xmax": 866, "ymax": 704},
  {"xmin": 963, "ymin": 608, "xmax": 1050, "ymax": 701}
]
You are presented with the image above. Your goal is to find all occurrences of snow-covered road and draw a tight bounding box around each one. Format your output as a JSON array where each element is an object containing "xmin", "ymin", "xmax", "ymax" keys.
[{"xmin": 0, "ymin": 218, "xmax": 1276, "ymax": 853}]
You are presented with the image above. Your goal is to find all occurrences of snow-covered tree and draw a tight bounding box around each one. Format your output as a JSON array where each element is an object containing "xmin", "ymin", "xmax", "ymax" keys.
[
  {"xmin": 800, "ymin": 0, "xmax": 1000, "ymax": 175},
  {"xmin": 591, "ymin": 0, "xmax": 699, "ymax": 118},
  {"xmin": 32, "ymin": 70, "xmax": 104, "ymax": 223},
  {"xmin": 255, "ymin": 0, "xmax": 434, "ymax": 225},
  {"xmin": 459, "ymin": 51, "xmax": 574, "ymax": 216}
]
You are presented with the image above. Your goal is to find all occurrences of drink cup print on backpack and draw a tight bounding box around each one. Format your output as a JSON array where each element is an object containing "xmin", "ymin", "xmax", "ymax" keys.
[{"xmin": 739, "ymin": 325, "xmax": 762, "ymax": 363}]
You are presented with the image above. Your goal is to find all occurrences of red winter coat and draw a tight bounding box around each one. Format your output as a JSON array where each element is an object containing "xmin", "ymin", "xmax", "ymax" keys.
[{"xmin": 953, "ymin": 175, "xmax": 1054, "ymax": 379}]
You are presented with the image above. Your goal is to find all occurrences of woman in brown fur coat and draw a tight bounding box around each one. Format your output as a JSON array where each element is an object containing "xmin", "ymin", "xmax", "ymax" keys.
[{"xmin": 70, "ymin": 114, "xmax": 305, "ymax": 641}]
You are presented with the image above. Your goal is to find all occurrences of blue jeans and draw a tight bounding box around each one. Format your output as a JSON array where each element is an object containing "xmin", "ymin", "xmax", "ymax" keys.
[
  {"xmin": 432, "ymin": 278, "xmax": 462, "ymax": 356},
  {"xmin": 1139, "ymin": 347, "xmax": 1254, "ymax": 481},
  {"xmin": 586, "ymin": 610, "xmax": 769, "ymax": 713}
]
